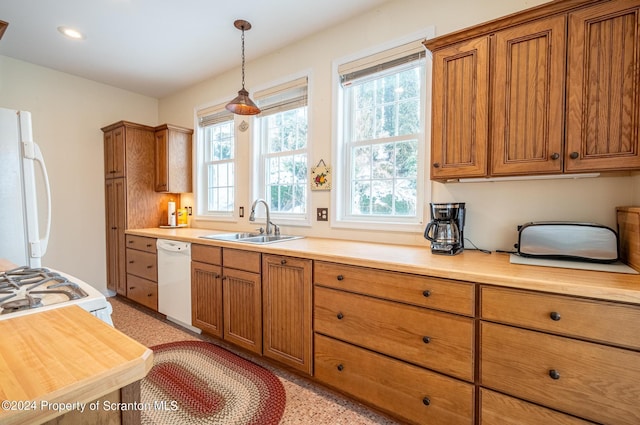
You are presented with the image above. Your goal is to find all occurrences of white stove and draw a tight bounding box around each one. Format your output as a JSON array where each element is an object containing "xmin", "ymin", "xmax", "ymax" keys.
[{"xmin": 0, "ymin": 266, "xmax": 113, "ymax": 325}]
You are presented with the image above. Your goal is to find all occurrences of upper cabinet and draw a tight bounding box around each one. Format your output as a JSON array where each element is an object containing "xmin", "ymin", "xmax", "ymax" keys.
[
  {"xmin": 566, "ymin": 0, "xmax": 640, "ymax": 171},
  {"xmin": 154, "ymin": 124, "xmax": 193, "ymax": 193},
  {"xmin": 425, "ymin": 0, "xmax": 640, "ymax": 181},
  {"xmin": 104, "ymin": 124, "xmax": 126, "ymax": 179}
]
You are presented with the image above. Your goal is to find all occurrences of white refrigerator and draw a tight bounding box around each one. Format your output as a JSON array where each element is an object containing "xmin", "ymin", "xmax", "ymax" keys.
[{"xmin": 0, "ymin": 107, "xmax": 51, "ymax": 268}]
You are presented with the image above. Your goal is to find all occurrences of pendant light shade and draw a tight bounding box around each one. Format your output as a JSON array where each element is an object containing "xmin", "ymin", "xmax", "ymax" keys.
[{"xmin": 226, "ymin": 20, "xmax": 260, "ymax": 115}]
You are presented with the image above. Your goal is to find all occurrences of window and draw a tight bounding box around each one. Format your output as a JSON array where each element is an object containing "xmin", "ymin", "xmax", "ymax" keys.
[
  {"xmin": 254, "ymin": 77, "xmax": 309, "ymax": 222},
  {"xmin": 337, "ymin": 41, "xmax": 426, "ymax": 229},
  {"xmin": 196, "ymin": 105, "xmax": 235, "ymax": 217}
]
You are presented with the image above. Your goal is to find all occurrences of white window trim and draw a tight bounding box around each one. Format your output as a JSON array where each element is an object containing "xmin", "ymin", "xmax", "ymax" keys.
[
  {"xmin": 331, "ymin": 28, "xmax": 435, "ymax": 233},
  {"xmin": 193, "ymin": 98, "xmax": 240, "ymax": 223},
  {"xmin": 251, "ymin": 71, "xmax": 313, "ymax": 228}
]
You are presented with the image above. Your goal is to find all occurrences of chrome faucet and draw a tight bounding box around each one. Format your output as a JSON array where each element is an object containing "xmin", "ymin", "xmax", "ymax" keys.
[{"xmin": 249, "ymin": 198, "xmax": 279, "ymax": 235}]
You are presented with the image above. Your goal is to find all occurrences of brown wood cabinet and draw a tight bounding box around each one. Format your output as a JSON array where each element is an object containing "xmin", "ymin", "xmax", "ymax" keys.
[
  {"xmin": 426, "ymin": 0, "xmax": 640, "ymax": 180},
  {"xmin": 479, "ymin": 285, "xmax": 640, "ymax": 424},
  {"xmin": 262, "ymin": 254, "xmax": 313, "ymax": 375},
  {"xmin": 222, "ymin": 248, "xmax": 262, "ymax": 355},
  {"xmin": 313, "ymin": 261, "xmax": 476, "ymax": 424},
  {"xmin": 125, "ymin": 235, "xmax": 157, "ymax": 310},
  {"xmin": 154, "ymin": 124, "xmax": 193, "ymax": 193},
  {"xmin": 191, "ymin": 244, "xmax": 223, "ymax": 337},
  {"xmin": 102, "ymin": 121, "xmax": 176, "ymax": 296}
]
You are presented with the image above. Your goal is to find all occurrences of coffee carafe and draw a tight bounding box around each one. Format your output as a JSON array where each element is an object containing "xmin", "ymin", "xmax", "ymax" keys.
[{"xmin": 424, "ymin": 202, "xmax": 465, "ymax": 255}]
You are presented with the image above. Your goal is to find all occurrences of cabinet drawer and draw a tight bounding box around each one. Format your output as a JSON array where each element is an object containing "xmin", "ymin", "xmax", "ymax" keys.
[
  {"xmin": 125, "ymin": 235, "xmax": 156, "ymax": 253},
  {"xmin": 480, "ymin": 286, "xmax": 640, "ymax": 350},
  {"xmin": 479, "ymin": 388, "xmax": 593, "ymax": 425},
  {"xmin": 191, "ymin": 244, "xmax": 222, "ymax": 265},
  {"xmin": 315, "ymin": 286, "xmax": 475, "ymax": 381},
  {"xmin": 480, "ymin": 322, "xmax": 640, "ymax": 425},
  {"xmin": 126, "ymin": 274, "xmax": 158, "ymax": 311},
  {"xmin": 314, "ymin": 261, "xmax": 475, "ymax": 316},
  {"xmin": 126, "ymin": 248, "xmax": 157, "ymax": 281},
  {"xmin": 315, "ymin": 333, "xmax": 474, "ymax": 425},
  {"xmin": 223, "ymin": 248, "xmax": 261, "ymax": 273}
]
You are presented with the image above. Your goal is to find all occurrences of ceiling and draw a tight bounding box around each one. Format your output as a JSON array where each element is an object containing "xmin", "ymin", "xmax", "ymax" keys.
[{"xmin": 0, "ymin": 0, "xmax": 389, "ymax": 98}]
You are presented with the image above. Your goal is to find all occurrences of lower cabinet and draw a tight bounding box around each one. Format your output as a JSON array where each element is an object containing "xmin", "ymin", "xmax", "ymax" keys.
[
  {"xmin": 125, "ymin": 235, "xmax": 157, "ymax": 310},
  {"xmin": 315, "ymin": 334, "xmax": 475, "ymax": 425},
  {"xmin": 262, "ymin": 254, "xmax": 313, "ymax": 375},
  {"xmin": 222, "ymin": 266, "xmax": 262, "ymax": 354},
  {"xmin": 191, "ymin": 260, "xmax": 223, "ymax": 337},
  {"xmin": 479, "ymin": 388, "xmax": 593, "ymax": 425}
]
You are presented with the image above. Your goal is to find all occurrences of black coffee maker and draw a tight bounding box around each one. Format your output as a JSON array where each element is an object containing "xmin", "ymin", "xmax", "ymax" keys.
[{"xmin": 424, "ymin": 202, "xmax": 465, "ymax": 255}]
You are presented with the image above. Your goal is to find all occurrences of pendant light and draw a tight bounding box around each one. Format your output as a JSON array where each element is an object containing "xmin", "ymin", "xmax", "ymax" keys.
[{"xmin": 225, "ymin": 20, "xmax": 260, "ymax": 115}]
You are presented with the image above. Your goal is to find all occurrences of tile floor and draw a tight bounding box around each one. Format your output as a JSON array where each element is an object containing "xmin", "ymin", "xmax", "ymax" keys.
[{"xmin": 109, "ymin": 296, "xmax": 401, "ymax": 425}]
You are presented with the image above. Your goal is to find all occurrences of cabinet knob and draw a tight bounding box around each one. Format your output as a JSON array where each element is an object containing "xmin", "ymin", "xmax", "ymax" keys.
[
  {"xmin": 550, "ymin": 311, "xmax": 561, "ymax": 321},
  {"xmin": 550, "ymin": 152, "xmax": 560, "ymax": 160},
  {"xmin": 422, "ymin": 397, "xmax": 431, "ymax": 406},
  {"xmin": 281, "ymin": 259, "xmax": 287, "ymax": 265},
  {"xmin": 422, "ymin": 290, "xmax": 431, "ymax": 298},
  {"xmin": 433, "ymin": 163, "xmax": 440, "ymax": 168},
  {"xmin": 549, "ymin": 369, "xmax": 561, "ymax": 380},
  {"xmin": 337, "ymin": 275, "xmax": 344, "ymax": 281},
  {"xmin": 337, "ymin": 364, "xmax": 344, "ymax": 372},
  {"xmin": 569, "ymin": 152, "xmax": 579, "ymax": 159},
  {"xmin": 422, "ymin": 336, "xmax": 431, "ymax": 344},
  {"xmin": 337, "ymin": 312, "xmax": 344, "ymax": 320},
  {"xmin": 214, "ymin": 273, "xmax": 221, "ymax": 279}
]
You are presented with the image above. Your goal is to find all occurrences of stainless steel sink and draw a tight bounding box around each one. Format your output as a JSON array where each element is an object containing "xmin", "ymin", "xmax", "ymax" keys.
[
  {"xmin": 238, "ymin": 234, "xmax": 303, "ymax": 244},
  {"xmin": 199, "ymin": 232, "xmax": 262, "ymax": 241},
  {"xmin": 199, "ymin": 233, "xmax": 303, "ymax": 244}
]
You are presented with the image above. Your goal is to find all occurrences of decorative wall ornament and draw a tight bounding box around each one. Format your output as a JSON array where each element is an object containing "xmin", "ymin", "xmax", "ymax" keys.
[
  {"xmin": 238, "ymin": 120, "xmax": 249, "ymax": 132},
  {"xmin": 311, "ymin": 159, "xmax": 332, "ymax": 191}
]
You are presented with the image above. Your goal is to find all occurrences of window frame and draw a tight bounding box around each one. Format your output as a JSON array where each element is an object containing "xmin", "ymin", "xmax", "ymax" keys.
[
  {"xmin": 194, "ymin": 101, "xmax": 238, "ymax": 222},
  {"xmin": 252, "ymin": 75, "xmax": 312, "ymax": 227},
  {"xmin": 332, "ymin": 32, "xmax": 433, "ymax": 232}
]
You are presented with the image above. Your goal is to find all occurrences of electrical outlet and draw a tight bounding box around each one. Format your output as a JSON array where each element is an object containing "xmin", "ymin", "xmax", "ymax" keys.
[{"xmin": 317, "ymin": 208, "xmax": 328, "ymax": 221}]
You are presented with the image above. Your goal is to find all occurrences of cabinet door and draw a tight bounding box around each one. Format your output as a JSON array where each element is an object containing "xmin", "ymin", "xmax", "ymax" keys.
[
  {"xmin": 223, "ymin": 268, "xmax": 262, "ymax": 354},
  {"xmin": 262, "ymin": 255, "xmax": 313, "ymax": 375},
  {"xmin": 566, "ymin": 0, "xmax": 640, "ymax": 172},
  {"xmin": 491, "ymin": 15, "xmax": 566, "ymax": 176},
  {"xmin": 154, "ymin": 129, "xmax": 169, "ymax": 192},
  {"xmin": 431, "ymin": 36, "xmax": 490, "ymax": 180},
  {"xmin": 191, "ymin": 261, "xmax": 223, "ymax": 337},
  {"xmin": 105, "ymin": 178, "xmax": 126, "ymax": 295},
  {"xmin": 104, "ymin": 126, "xmax": 125, "ymax": 179}
]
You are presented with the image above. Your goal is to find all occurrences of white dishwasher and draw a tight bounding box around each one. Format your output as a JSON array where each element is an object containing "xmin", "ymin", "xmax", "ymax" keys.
[{"xmin": 156, "ymin": 239, "xmax": 200, "ymax": 333}]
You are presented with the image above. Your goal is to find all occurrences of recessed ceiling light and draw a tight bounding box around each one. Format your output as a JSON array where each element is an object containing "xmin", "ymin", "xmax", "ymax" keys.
[{"xmin": 57, "ymin": 26, "xmax": 85, "ymax": 40}]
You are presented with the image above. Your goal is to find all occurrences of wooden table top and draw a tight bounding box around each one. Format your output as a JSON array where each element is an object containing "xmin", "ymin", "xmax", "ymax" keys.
[
  {"xmin": 130, "ymin": 227, "xmax": 640, "ymax": 305},
  {"xmin": 0, "ymin": 306, "xmax": 153, "ymax": 425}
]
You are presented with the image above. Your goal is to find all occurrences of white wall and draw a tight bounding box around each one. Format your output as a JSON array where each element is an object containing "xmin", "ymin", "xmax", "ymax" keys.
[
  {"xmin": 0, "ymin": 56, "xmax": 158, "ymax": 292},
  {"xmin": 159, "ymin": 0, "xmax": 635, "ymax": 250}
]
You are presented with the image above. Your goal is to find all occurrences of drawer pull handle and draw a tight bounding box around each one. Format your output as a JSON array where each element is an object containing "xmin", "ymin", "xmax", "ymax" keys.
[
  {"xmin": 422, "ymin": 290, "xmax": 431, "ymax": 297},
  {"xmin": 214, "ymin": 273, "xmax": 221, "ymax": 279},
  {"xmin": 281, "ymin": 259, "xmax": 287, "ymax": 265},
  {"xmin": 129, "ymin": 260, "xmax": 134, "ymax": 264},
  {"xmin": 129, "ymin": 286, "xmax": 135, "ymax": 290},
  {"xmin": 147, "ymin": 265, "xmax": 153, "ymax": 269},
  {"xmin": 422, "ymin": 397, "xmax": 430, "ymax": 406},
  {"xmin": 146, "ymin": 244, "xmax": 152, "ymax": 248},
  {"xmin": 147, "ymin": 293, "xmax": 153, "ymax": 297},
  {"xmin": 337, "ymin": 364, "xmax": 344, "ymax": 372},
  {"xmin": 550, "ymin": 311, "xmax": 561, "ymax": 321},
  {"xmin": 337, "ymin": 313, "xmax": 344, "ymax": 320},
  {"xmin": 549, "ymin": 369, "xmax": 561, "ymax": 380},
  {"xmin": 128, "ymin": 240, "xmax": 134, "ymax": 243},
  {"xmin": 422, "ymin": 336, "xmax": 431, "ymax": 344},
  {"xmin": 337, "ymin": 275, "xmax": 344, "ymax": 281}
]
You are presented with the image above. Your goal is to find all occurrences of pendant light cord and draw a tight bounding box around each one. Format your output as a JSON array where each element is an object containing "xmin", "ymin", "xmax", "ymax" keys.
[{"xmin": 241, "ymin": 26, "xmax": 246, "ymax": 90}]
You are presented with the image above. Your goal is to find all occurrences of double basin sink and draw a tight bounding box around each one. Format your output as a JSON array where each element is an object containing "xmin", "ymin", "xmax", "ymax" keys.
[{"xmin": 199, "ymin": 232, "xmax": 303, "ymax": 245}]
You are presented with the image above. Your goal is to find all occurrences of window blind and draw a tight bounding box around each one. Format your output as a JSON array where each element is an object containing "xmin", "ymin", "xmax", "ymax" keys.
[
  {"xmin": 339, "ymin": 40, "xmax": 426, "ymax": 87},
  {"xmin": 197, "ymin": 103, "xmax": 234, "ymax": 127},
  {"xmin": 255, "ymin": 77, "xmax": 308, "ymax": 117}
]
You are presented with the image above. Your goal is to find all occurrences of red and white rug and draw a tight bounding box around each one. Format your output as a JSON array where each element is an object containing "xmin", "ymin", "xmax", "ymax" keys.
[{"xmin": 141, "ymin": 341, "xmax": 286, "ymax": 424}]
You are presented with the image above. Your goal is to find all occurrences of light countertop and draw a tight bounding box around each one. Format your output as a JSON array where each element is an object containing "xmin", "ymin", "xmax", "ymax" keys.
[
  {"xmin": 129, "ymin": 227, "xmax": 640, "ymax": 305},
  {"xmin": 0, "ymin": 306, "xmax": 153, "ymax": 425}
]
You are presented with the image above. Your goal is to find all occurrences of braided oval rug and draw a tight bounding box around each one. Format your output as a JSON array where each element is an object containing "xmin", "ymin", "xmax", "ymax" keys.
[{"xmin": 141, "ymin": 341, "xmax": 286, "ymax": 425}]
